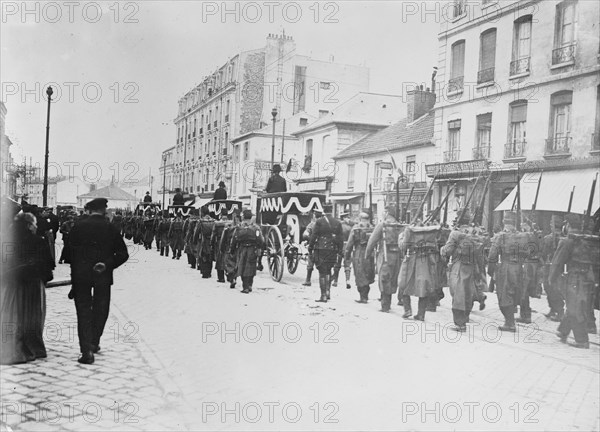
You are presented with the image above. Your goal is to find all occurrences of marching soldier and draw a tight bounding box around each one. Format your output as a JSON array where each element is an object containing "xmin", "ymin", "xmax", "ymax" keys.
[
  {"xmin": 111, "ymin": 211, "xmax": 124, "ymax": 237},
  {"xmin": 168, "ymin": 213, "xmax": 184, "ymax": 259},
  {"xmin": 302, "ymin": 211, "xmax": 318, "ymax": 287},
  {"xmin": 231, "ymin": 209, "xmax": 264, "ymax": 293},
  {"xmin": 184, "ymin": 216, "xmax": 198, "ymax": 269},
  {"xmin": 365, "ymin": 206, "xmax": 403, "ymax": 312},
  {"xmin": 332, "ymin": 212, "xmax": 353, "ymax": 289},
  {"xmin": 345, "ymin": 212, "xmax": 375, "ymax": 303},
  {"xmin": 211, "ymin": 208, "xmax": 229, "ymax": 283},
  {"xmin": 551, "ymin": 213, "xmax": 599, "ymax": 349},
  {"xmin": 142, "ymin": 215, "xmax": 155, "ymax": 250},
  {"xmin": 197, "ymin": 206, "xmax": 215, "ymax": 278},
  {"xmin": 153, "ymin": 212, "xmax": 162, "ymax": 252},
  {"xmin": 542, "ymin": 215, "xmax": 566, "ymax": 321},
  {"xmin": 158, "ymin": 211, "xmax": 171, "ymax": 257},
  {"xmin": 309, "ymin": 203, "xmax": 343, "ymax": 302},
  {"xmin": 221, "ymin": 210, "xmax": 240, "ymax": 289},
  {"xmin": 441, "ymin": 213, "xmax": 488, "ymax": 331},
  {"xmin": 398, "ymin": 222, "xmax": 440, "ymax": 321},
  {"xmin": 487, "ymin": 211, "xmax": 530, "ymax": 332}
]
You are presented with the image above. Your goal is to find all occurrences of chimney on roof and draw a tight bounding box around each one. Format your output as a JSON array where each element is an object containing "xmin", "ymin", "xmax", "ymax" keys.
[{"xmin": 406, "ymin": 84, "xmax": 436, "ymax": 123}]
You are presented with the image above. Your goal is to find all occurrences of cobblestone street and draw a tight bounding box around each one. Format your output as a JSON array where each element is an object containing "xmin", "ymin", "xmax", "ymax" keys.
[{"xmin": 1, "ymin": 239, "xmax": 599, "ymax": 431}]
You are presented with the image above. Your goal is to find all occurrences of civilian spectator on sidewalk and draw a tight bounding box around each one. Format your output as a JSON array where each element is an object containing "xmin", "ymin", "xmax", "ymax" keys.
[
  {"xmin": 1, "ymin": 212, "xmax": 54, "ymax": 365},
  {"xmin": 69, "ymin": 198, "xmax": 129, "ymax": 365}
]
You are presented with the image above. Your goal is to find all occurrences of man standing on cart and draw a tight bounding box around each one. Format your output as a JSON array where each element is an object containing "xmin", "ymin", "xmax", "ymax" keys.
[{"xmin": 265, "ymin": 164, "xmax": 287, "ymax": 193}]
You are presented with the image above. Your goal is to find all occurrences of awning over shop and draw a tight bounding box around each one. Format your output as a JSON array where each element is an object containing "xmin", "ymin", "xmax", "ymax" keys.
[{"xmin": 495, "ymin": 168, "xmax": 599, "ymax": 214}]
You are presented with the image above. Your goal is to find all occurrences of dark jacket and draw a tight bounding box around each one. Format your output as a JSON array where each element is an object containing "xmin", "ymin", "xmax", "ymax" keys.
[
  {"xmin": 309, "ymin": 214, "xmax": 343, "ymax": 268},
  {"xmin": 266, "ymin": 174, "xmax": 287, "ymax": 193},
  {"xmin": 173, "ymin": 193, "xmax": 185, "ymax": 205},
  {"xmin": 69, "ymin": 214, "xmax": 129, "ymax": 285},
  {"xmin": 213, "ymin": 187, "xmax": 227, "ymax": 200}
]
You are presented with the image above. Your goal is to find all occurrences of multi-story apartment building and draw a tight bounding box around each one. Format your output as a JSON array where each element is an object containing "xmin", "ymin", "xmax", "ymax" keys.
[
  {"xmin": 427, "ymin": 0, "xmax": 600, "ymax": 231},
  {"xmin": 162, "ymin": 33, "xmax": 370, "ymax": 201}
]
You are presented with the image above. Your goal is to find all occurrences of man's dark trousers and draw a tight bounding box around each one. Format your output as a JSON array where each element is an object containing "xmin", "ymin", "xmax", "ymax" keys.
[{"xmin": 74, "ymin": 281, "xmax": 111, "ymax": 353}]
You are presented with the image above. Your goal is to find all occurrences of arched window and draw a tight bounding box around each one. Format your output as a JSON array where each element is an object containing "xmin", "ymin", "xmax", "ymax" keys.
[{"xmin": 478, "ymin": 29, "xmax": 496, "ymax": 84}]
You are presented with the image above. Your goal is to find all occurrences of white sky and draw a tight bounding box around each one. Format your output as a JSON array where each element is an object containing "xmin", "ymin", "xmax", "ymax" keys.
[{"xmin": 1, "ymin": 1, "xmax": 439, "ymax": 185}]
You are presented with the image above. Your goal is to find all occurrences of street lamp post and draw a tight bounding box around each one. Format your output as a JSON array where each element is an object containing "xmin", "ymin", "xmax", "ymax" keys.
[
  {"xmin": 270, "ymin": 107, "xmax": 278, "ymax": 167},
  {"xmin": 162, "ymin": 154, "xmax": 167, "ymax": 207},
  {"xmin": 42, "ymin": 86, "xmax": 53, "ymax": 207}
]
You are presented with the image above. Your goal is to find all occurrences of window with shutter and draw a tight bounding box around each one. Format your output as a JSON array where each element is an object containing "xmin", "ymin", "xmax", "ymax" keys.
[
  {"xmin": 547, "ymin": 91, "xmax": 573, "ymax": 154},
  {"xmin": 478, "ymin": 29, "xmax": 496, "ymax": 83},
  {"xmin": 451, "ymin": 41, "xmax": 465, "ymax": 79},
  {"xmin": 506, "ymin": 101, "xmax": 527, "ymax": 158}
]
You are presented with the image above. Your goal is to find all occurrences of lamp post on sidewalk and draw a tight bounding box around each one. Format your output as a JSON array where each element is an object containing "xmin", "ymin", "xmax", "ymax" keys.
[
  {"xmin": 270, "ymin": 107, "xmax": 278, "ymax": 167},
  {"xmin": 42, "ymin": 86, "xmax": 53, "ymax": 207}
]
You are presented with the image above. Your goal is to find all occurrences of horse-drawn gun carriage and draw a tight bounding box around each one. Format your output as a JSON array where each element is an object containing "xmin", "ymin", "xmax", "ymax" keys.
[
  {"xmin": 134, "ymin": 202, "xmax": 162, "ymax": 217},
  {"xmin": 256, "ymin": 192, "xmax": 326, "ymax": 282}
]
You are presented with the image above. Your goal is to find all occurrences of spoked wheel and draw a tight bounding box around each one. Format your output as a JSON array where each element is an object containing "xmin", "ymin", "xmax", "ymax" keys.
[
  {"xmin": 285, "ymin": 244, "xmax": 299, "ymax": 274},
  {"xmin": 267, "ymin": 226, "xmax": 284, "ymax": 282}
]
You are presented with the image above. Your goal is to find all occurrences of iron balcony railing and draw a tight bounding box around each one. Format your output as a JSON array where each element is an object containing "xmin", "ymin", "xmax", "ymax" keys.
[
  {"xmin": 472, "ymin": 146, "xmax": 490, "ymax": 160},
  {"xmin": 504, "ymin": 140, "xmax": 526, "ymax": 159},
  {"xmin": 552, "ymin": 44, "xmax": 576, "ymax": 65},
  {"xmin": 477, "ymin": 67, "xmax": 495, "ymax": 84},
  {"xmin": 448, "ymin": 76, "xmax": 464, "ymax": 93},
  {"xmin": 545, "ymin": 135, "xmax": 572, "ymax": 155},
  {"xmin": 443, "ymin": 149, "xmax": 460, "ymax": 162},
  {"xmin": 510, "ymin": 57, "xmax": 530, "ymax": 76}
]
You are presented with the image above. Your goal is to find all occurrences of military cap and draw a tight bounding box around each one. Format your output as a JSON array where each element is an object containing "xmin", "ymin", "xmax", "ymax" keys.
[
  {"xmin": 272, "ymin": 164, "xmax": 282, "ymax": 173},
  {"xmin": 86, "ymin": 198, "xmax": 108, "ymax": 211},
  {"xmin": 242, "ymin": 209, "xmax": 253, "ymax": 219},
  {"xmin": 503, "ymin": 211, "xmax": 517, "ymax": 225}
]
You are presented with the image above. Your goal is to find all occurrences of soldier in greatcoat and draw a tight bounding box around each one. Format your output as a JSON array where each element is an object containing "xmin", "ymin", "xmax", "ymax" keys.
[
  {"xmin": 197, "ymin": 206, "xmax": 215, "ymax": 278},
  {"xmin": 221, "ymin": 210, "xmax": 240, "ymax": 288},
  {"xmin": 309, "ymin": 203, "xmax": 344, "ymax": 302},
  {"xmin": 551, "ymin": 213, "xmax": 599, "ymax": 349},
  {"xmin": 345, "ymin": 212, "xmax": 375, "ymax": 303},
  {"xmin": 211, "ymin": 208, "xmax": 229, "ymax": 283},
  {"xmin": 542, "ymin": 215, "xmax": 566, "ymax": 321},
  {"xmin": 441, "ymin": 216, "xmax": 488, "ymax": 331},
  {"xmin": 487, "ymin": 211, "xmax": 530, "ymax": 332},
  {"xmin": 302, "ymin": 211, "xmax": 318, "ymax": 287},
  {"xmin": 168, "ymin": 213, "xmax": 184, "ymax": 259},
  {"xmin": 332, "ymin": 212, "xmax": 353, "ymax": 289},
  {"xmin": 365, "ymin": 206, "xmax": 403, "ymax": 312},
  {"xmin": 230, "ymin": 209, "xmax": 264, "ymax": 293},
  {"xmin": 184, "ymin": 217, "xmax": 198, "ymax": 269},
  {"xmin": 142, "ymin": 216, "xmax": 155, "ymax": 250},
  {"xmin": 398, "ymin": 223, "xmax": 440, "ymax": 321},
  {"xmin": 158, "ymin": 212, "xmax": 171, "ymax": 257}
]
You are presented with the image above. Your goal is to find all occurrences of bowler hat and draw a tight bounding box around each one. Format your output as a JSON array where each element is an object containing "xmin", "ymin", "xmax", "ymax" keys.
[
  {"xmin": 242, "ymin": 209, "xmax": 253, "ymax": 219},
  {"xmin": 218, "ymin": 181, "xmax": 226, "ymax": 188},
  {"xmin": 272, "ymin": 164, "xmax": 282, "ymax": 173},
  {"xmin": 87, "ymin": 198, "xmax": 108, "ymax": 211}
]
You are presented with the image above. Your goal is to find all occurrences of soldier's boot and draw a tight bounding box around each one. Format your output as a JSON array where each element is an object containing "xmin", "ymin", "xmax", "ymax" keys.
[
  {"xmin": 345, "ymin": 269, "xmax": 351, "ymax": 289},
  {"xmin": 364, "ymin": 285, "xmax": 370, "ymax": 301},
  {"xmin": 160, "ymin": 247, "xmax": 164, "ymax": 256},
  {"xmin": 217, "ymin": 270, "xmax": 225, "ymax": 283},
  {"xmin": 380, "ymin": 294, "xmax": 392, "ymax": 312},
  {"xmin": 414, "ymin": 297, "xmax": 427, "ymax": 321},
  {"xmin": 325, "ymin": 274, "xmax": 331, "ymax": 300},
  {"xmin": 355, "ymin": 287, "xmax": 365, "ymax": 303},
  {"xmin": 402, "ymin": 296, "xmax": 412, "ymax": 319},
  {"xmin": 499, "ymin": 306, "xmax": 516, "ymax": 332},
  {"xmin": 331, "ymin": 268, "xmax": 339, "ymax": 287},
  {"xmin": 315, "ymin": 276, "xmax": 328, "ymax": 302},
  {"xmin": 302, "ymin": 269, "xmax": 313, "ymax": 286},
  {"xmin": 426, "ymin": 296, "xmax": 437, "ymax": 312}
]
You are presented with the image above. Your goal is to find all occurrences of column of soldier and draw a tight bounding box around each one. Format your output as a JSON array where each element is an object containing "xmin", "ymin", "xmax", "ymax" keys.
[{"xmin": 112, "ymin": 197, "xmax": 599, "ymax": 350}]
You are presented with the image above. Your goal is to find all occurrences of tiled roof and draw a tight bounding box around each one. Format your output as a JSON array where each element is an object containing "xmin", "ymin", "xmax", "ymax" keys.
[
  {"xmin": 293, "ymin": 92, "xmax": 406, "ymax": 135},
  {"xmin": 334, "ymin": 113, "xmax": 434, "ymax": 159},
  {"xmin": 78, "ymin": 184, "xmax": 137, "ymax": 201}
]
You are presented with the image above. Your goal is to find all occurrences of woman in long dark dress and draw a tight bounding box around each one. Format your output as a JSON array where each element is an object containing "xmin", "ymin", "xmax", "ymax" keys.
[{"xmin": 1, "ymin": 212, "xmax": 54, "ymax": 364}]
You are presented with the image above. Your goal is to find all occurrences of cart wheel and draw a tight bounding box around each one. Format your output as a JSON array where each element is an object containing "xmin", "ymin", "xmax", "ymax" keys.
[
  {"xmin": 267, "ymin": 226, "xmax": 284, "ymax": 282},
  {"xmin": 286, "ymin": 244, "xmax": 299, "ymax": 274}
]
